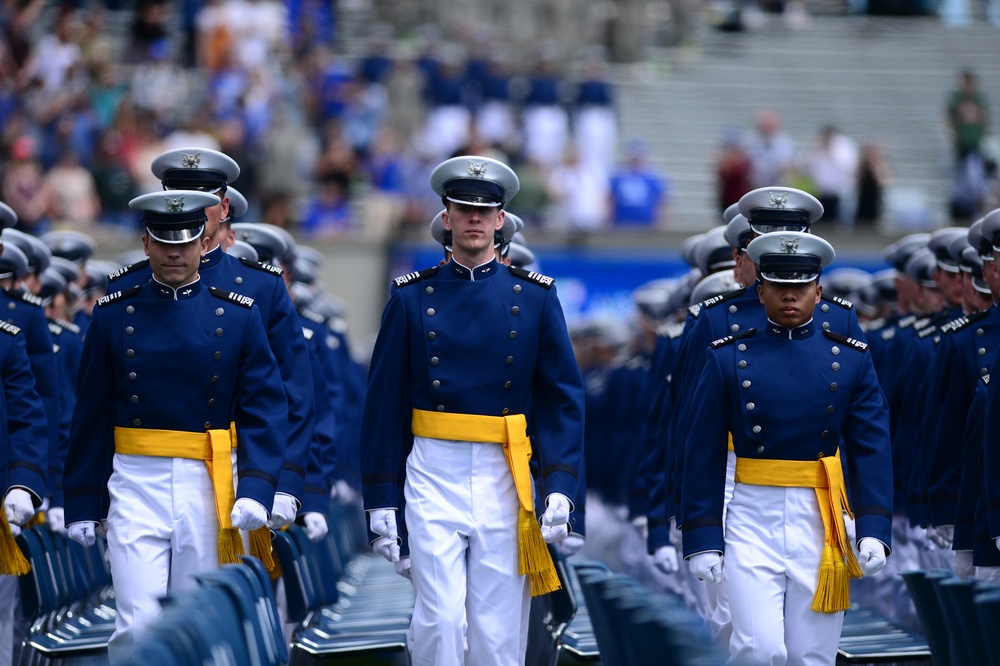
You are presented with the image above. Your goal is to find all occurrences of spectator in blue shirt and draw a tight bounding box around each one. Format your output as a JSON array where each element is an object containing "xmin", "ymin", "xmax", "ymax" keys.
[{"xmin": 608, "ymin": 140, "xmax": 670, "ymax": 228}]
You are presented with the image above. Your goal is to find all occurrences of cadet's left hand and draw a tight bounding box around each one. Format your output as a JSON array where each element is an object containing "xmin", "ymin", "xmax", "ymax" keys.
[
  {"xmin": 556, "ymin": 534, "xmax": 585, "ymax": 558},
  {"xmin": 47, "ymin": 507, "xmax": 66, "ymax": 535},
  {"xmin": 858, "ymin": 537, "xmax": 887, "ymax": 576},
  {"xmin": 631, "ymin": 515, "xmax": 648, "ymax": 540},
  {"xmin": 231, "ymin": 498, "xmax": 269, "ymax": 531},
  {"xmin": 540, "ymin": 493, "xmax": 571, "ymax": 544},
  {"xmin": 653, "ymin": 545, "xmax": 679, "ymax": 575},
  {"xmin": 267, "ymin": 493, "xmax": 298, "ymax": 530},
  {"xmin": 303, "ymin": 512, "xmax": 328, "ymax": 542},
  {"xmin": 394, "ymin": 556, "xmax": 412, "ymax": 580},
  {"xmin": 4, "ymin": 488, "xmax": 34, "ymax": 526}
]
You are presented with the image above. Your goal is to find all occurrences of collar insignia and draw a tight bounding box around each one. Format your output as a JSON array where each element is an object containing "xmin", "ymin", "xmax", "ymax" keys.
[
  {"xmin": 467, "ymin": 161, "xmax": 488, "ymax": 178},
  {"xmin": 769, "ymin": 191, "xmax": 789, "ymax": 209},
  {"xmin": 165, "ymin": 195, "xmax": 185, "ymax": 212}
]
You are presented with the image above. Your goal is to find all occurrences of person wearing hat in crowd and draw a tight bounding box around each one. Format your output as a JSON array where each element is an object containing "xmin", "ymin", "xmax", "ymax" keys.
[
  {"xmin": 361, "ymin": 155, "xmax": 584, "ymax": 665},
  {"xmin": 63, "ymin": 191, "xmax": 289, "ymax": 662},
  {"xmin": 107, "ymin": 148, "xmax": 316, "ymax": 545},
  {"xmin": 681, "ymin": 231, "xmax": 892, "ymax": 666},
  {"xmin": 76, "ymin": 259, "xmax": 119, "ymax": 335}
]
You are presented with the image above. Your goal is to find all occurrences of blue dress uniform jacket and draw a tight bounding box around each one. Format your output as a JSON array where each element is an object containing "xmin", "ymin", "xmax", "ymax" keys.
[
  {"xmin": 1, "ymin": 323, "xmax": 48, "ymax": 503},
  {"xmin": 0, "ymin": 290, "xmax": 59, "ymax": 475},
  {"xmin": 361, "ymin": 260, "xmax": 585, "ymax": 514},
  {"xmin": 63, "ymin": 280, "xmax": 288, "ymax": 525},
  {"xmin": 109, "ymin": 246, "xmax": 315, "ymax": 501},
  {"xmin": 680, "ymin": 323, "xmax": 893, "ymax": 558},
  {"xmin": 297, "ymin": 311, "xmax": 338, "ymax": 515},
  {"xmin": 955, "ymin": 374, "xmax": 989, "ymax": 552},
  {"xmin": 47, "ymin": 318, "xmax": 83, "ymax": 506}
]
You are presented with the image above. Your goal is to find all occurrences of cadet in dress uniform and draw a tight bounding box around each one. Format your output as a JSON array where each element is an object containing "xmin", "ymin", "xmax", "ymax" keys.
[
  {"xmin": 63, "ymin": 191, "xmax": 288, "ymax": 662},
  {"xmin": 108, "ymin": 149, "xmax": 314, "ymax": 535},
  {"xmin": 361, "ymin": 156, "xmax": 585, "ymax": 666},
  {"xmin": 681, "ymin": 232, "xmax": 892, "ymax": 666}
]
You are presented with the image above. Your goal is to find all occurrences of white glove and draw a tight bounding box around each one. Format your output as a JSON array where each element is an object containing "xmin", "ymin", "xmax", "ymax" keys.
[
  {"xmin": 267, "ymin": 493, "xmax": 298, "ymax": 530},
  {"xmin": 858, "ymin": 537, "xmax": 887, "ymax": 576},
  {"xmin": 540, "ymin": 493, "xmax": 571, "ymax": 544},
  {"xmin": 688, "ymin": 552, "xmax": 723, "ymax": 584},
  {"xmin": 556, "ymin": 533, "xmax": 585, "ymax": 558},
  {"xmin": 631, "ymin": 516, "xmax": 648, "ymax": 540},
  {"xmin": 394, "ymin": 555, "xmax": 412, "ymax": 580},
  {"xmin": 669, "ymin": 516, "xmax": 683, "ymax": 549},
  {"xmin": 47, "ymin": 507, "xmax": 66, "ymax": 535},
  {"xmin": 929, "ymin": 525, "xmax": 954, "ymax": 549},
  {"xmin": 332, "ymin": 480, "xmax": 356, "ymax": 503},
  {"xmin": 954, "ymin": 550, "xmax": 974, "ymax": 578},
  {"xmin": 231, "ymin": 498, "xmax": 269, "ymax": 531},
  {"xmin": 369, "ymin": 509, "xmax": 400, "ymax": 563},
  {"xmin": 9, "ymin": 523, "xmax": 21, "ymax": 537},
  {"xmin": 4, "ymin": 488, "xmax": 34, "ymax": 526},
  {"xmin": 653, "ymin": 545, "xmax": 679, "ymax": 575},
  {"xmin": 68, "ymin": 522, "xmax": 98, "ymax": 547},
  {"xmin": 303, "ymin": 512, "xmax": 328, "ymax": 542}
]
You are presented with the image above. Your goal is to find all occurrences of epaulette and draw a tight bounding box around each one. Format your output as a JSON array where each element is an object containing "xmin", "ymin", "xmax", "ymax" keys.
[
  {"xmin": 821, "ymin": 293, "xmax": 853, "ymax": 310},
  {"xmin": 393, "ymin": 266, "xmax": 440, "ymax": 288},
  {"xmin": 823, "ymin": 330, "xmax": 869, "ymax": 352},
  {"xmin": 703, "ymin": 287, "xmax": 747, "ymax": 310},
  {"xmin": 710, "ymin": 327, "xmax": 756, "ymax": 349},
  {"xmin": 508, "ymin": 265, "xmax": 555, "ymax": 289},
  {"xmin": 688, "ymin": 303, "xmax": 702, "ymax": 319},
  {"xmin": 898, "ymin": 315, "xmax": 918, "ymax": 329},
  {"xmin": 940, "ymin": 309, "xmax": 989, "ymax": 334},
  {"xmin": 303, "ymin": 327, "xmax": 315, "ymax": 341},
  {"xmin": 47, "ymin": 322, "xmax": 63, "ymax": 337},
  {"xmin": 880, "ymin": 327, "xmax": 896, "ymax": 342},
  {"xmin": 917, "ymin": 325, "xmax": 938, "ymax": 340},
  {"xmin": 239, "ymin": 257, "xmax": 283, "ymax": 276},
  {"xmin": 656, "ymin": 320, "xmax": 685, "ymax": 340},
  {"xmin": 298, "ymin": 308, "xmax": 326, "ymax": 325},
  {"xmin": 108, "ymin": 259, "xmax": 149, "ymax": 282},
  {"xmin": 4, "ymin": 289, "xmax": 42, "ymax": 307},
  {"xmin": 209, "ymin": 286, "xmax": 254, "ymax": 309},
  {"xmin": 55, "ymin": 318, "xmax": 80, "ymax": 335},
  {"xmin": 97, "ymin": 285, "xmax": 142, "ymax": 308},
  {"xmin": 861, "ymin": 317, "xmax": 886, "ymax": 333},
  {"xmin": 983, "ymin": 374, "xmax": 990, "ymax": 387},
  {"xmin": 0, "ymin": 320, "xmax": 21, "ymax": 336}
]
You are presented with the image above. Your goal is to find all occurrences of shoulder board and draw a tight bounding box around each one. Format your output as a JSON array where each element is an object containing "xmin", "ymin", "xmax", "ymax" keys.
[
  {"xmin": 912, "ymin": 317, "xmax": 932, "ymax": 331},
  {"xmin": 303, "ymin": 327, "xmax": 315, "ymax": 341},
  {"xmin": 209, "ymin": 286, "xmax": 255, "ymax": 309},
  {"xmin": 941, "ymin": 309, "xmax": 989, "ymax": 334},
  {"xmin": 861, "ymin": 317, "xmax": 886, "ymax": 333},
  {"xmin": 702, "ymin": 287, "xmax": 748, "ymax": 310},
  {"xmin": 108, "ymin": 259, "xmax": 149, "ymax": 282},
  {"xmin": 508, "ymin": 265, "xmax": 555, "ymax": 289},
  {"xmin": 0, "ymin": 320, "xmax": 21, "ymax": 336},
  {"xmin": 710, "ymin": 327, "xmax": 756, "ymax": 349},
  {"xmin": 54, "ymin": 318, "xmax": 80, "ymax": 335},
  {"xmin": 47, "ymin": 322, "xmax": 63, "ymax": 337},
  {"xmin": 880, "ymin": 327, "xmax": 896, "ymax": 342},
  {"xmin": 5, "ymin": 289, "xmax": 42, "ymax": 307},
  {"xmin": 97, "ymin": 285, "xmax": 142, "ymax": 308},
  {"xmin": 983, "ymin": 374, "xmax": 990, "ymax": 387},
  {"xmin": 898, "ymin": 314, "xmax": 918, "ymax": 329},
  {"xmin": 822, "ymin": 293, "xmax": 853, "ymax": 310},
  {"xmin": 239, "ymin": 257, "xmax": 283, "ymax": 276},
  {"xmin": 299, "ymin": 308, "xmax": 326, "ymax": 325},
  {"xmin": 688, "ymin": 303, "xmax": 701, "ymax": 319},
  {"xmin": 823, "ymin": 330, "xmax": 869, "ymax": 352},
  {"xmin": 917, "ymin": 325, "xmax": 937, "ymax": 340},
  {"xmin": 393, "ymin": 266, "xmax": 440, "ymax": 288}
]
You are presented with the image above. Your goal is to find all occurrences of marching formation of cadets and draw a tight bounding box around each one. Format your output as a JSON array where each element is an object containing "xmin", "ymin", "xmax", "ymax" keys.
[
  {"xmin": 0, "ymin": 146, "xmax": 367, "ymax": 664},
  {"xmin": 4, "ymin": 143, "xmax": 1000, "ymax": 665}
]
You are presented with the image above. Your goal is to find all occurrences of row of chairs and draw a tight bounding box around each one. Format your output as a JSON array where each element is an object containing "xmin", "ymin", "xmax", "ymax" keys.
[
  {"xmin": 569, "ymin": 560, "xmax": 728, "ymax": 666},
  {"xmin": 15, "ymin": 524, "xmax": 116, "ymax": 665},
  {"xmin": 902, "ymin": 569, "xmax": 1000, "ymax": 666}
]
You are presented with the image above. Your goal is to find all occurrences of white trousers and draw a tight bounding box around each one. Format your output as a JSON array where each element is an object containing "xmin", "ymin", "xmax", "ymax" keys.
[
  {"xmin": 724, "ymin": 483, "xmax": 844, "ymax": 666},
  {"xmin": 105, "ymin": 454, "xmax": 219, "ymax": 663},
  {"xmin": 0, "ymin": 574, "xmax": 16, "ymax": 665},
  {"xmin": 707, "ymin": 451, "xmax": 737, "ymax": 646},
  {"xmin": 404, "ymin": 436, "xmax": 530, "ymax": 666}
]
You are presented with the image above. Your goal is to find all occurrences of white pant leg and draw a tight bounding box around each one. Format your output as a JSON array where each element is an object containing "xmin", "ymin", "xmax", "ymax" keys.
[
  {"xmin": 465, "ymin": 440, "xmax": 530, "ymax": 665},
  {"xmin": 725, "ymin": 484, "xmax": 841, "ymax": 666},
  {"xmin": 106, "ymin": 454, "xmax": 174, "ymax": 663},
  {"xmin": 709, "ymin": 451, "xmax": 737, "ymax": 646},
  {"xmin": 169, "ymin": 458, "xmax": 219, "ymax": 593},
  {"xmin": 0, "ymin": 575, "xmax": 16, "ymax": 666}
]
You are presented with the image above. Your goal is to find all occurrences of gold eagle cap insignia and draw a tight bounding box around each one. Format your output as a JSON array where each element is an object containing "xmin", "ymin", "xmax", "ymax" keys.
[
  {"xmin": 467, "ymin": 161, "xmax": 488, "ymax": 178},
  {"xmin": 768, "ymin": 191, "xmax": 789, "ymax": 209},
  {"xmin": 778, "ymin": 236, "xmax": 799, "ymax": 253},
  {"xmin": 164, "ymin": 195, "xmax": 186, "ymax": 212}
]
